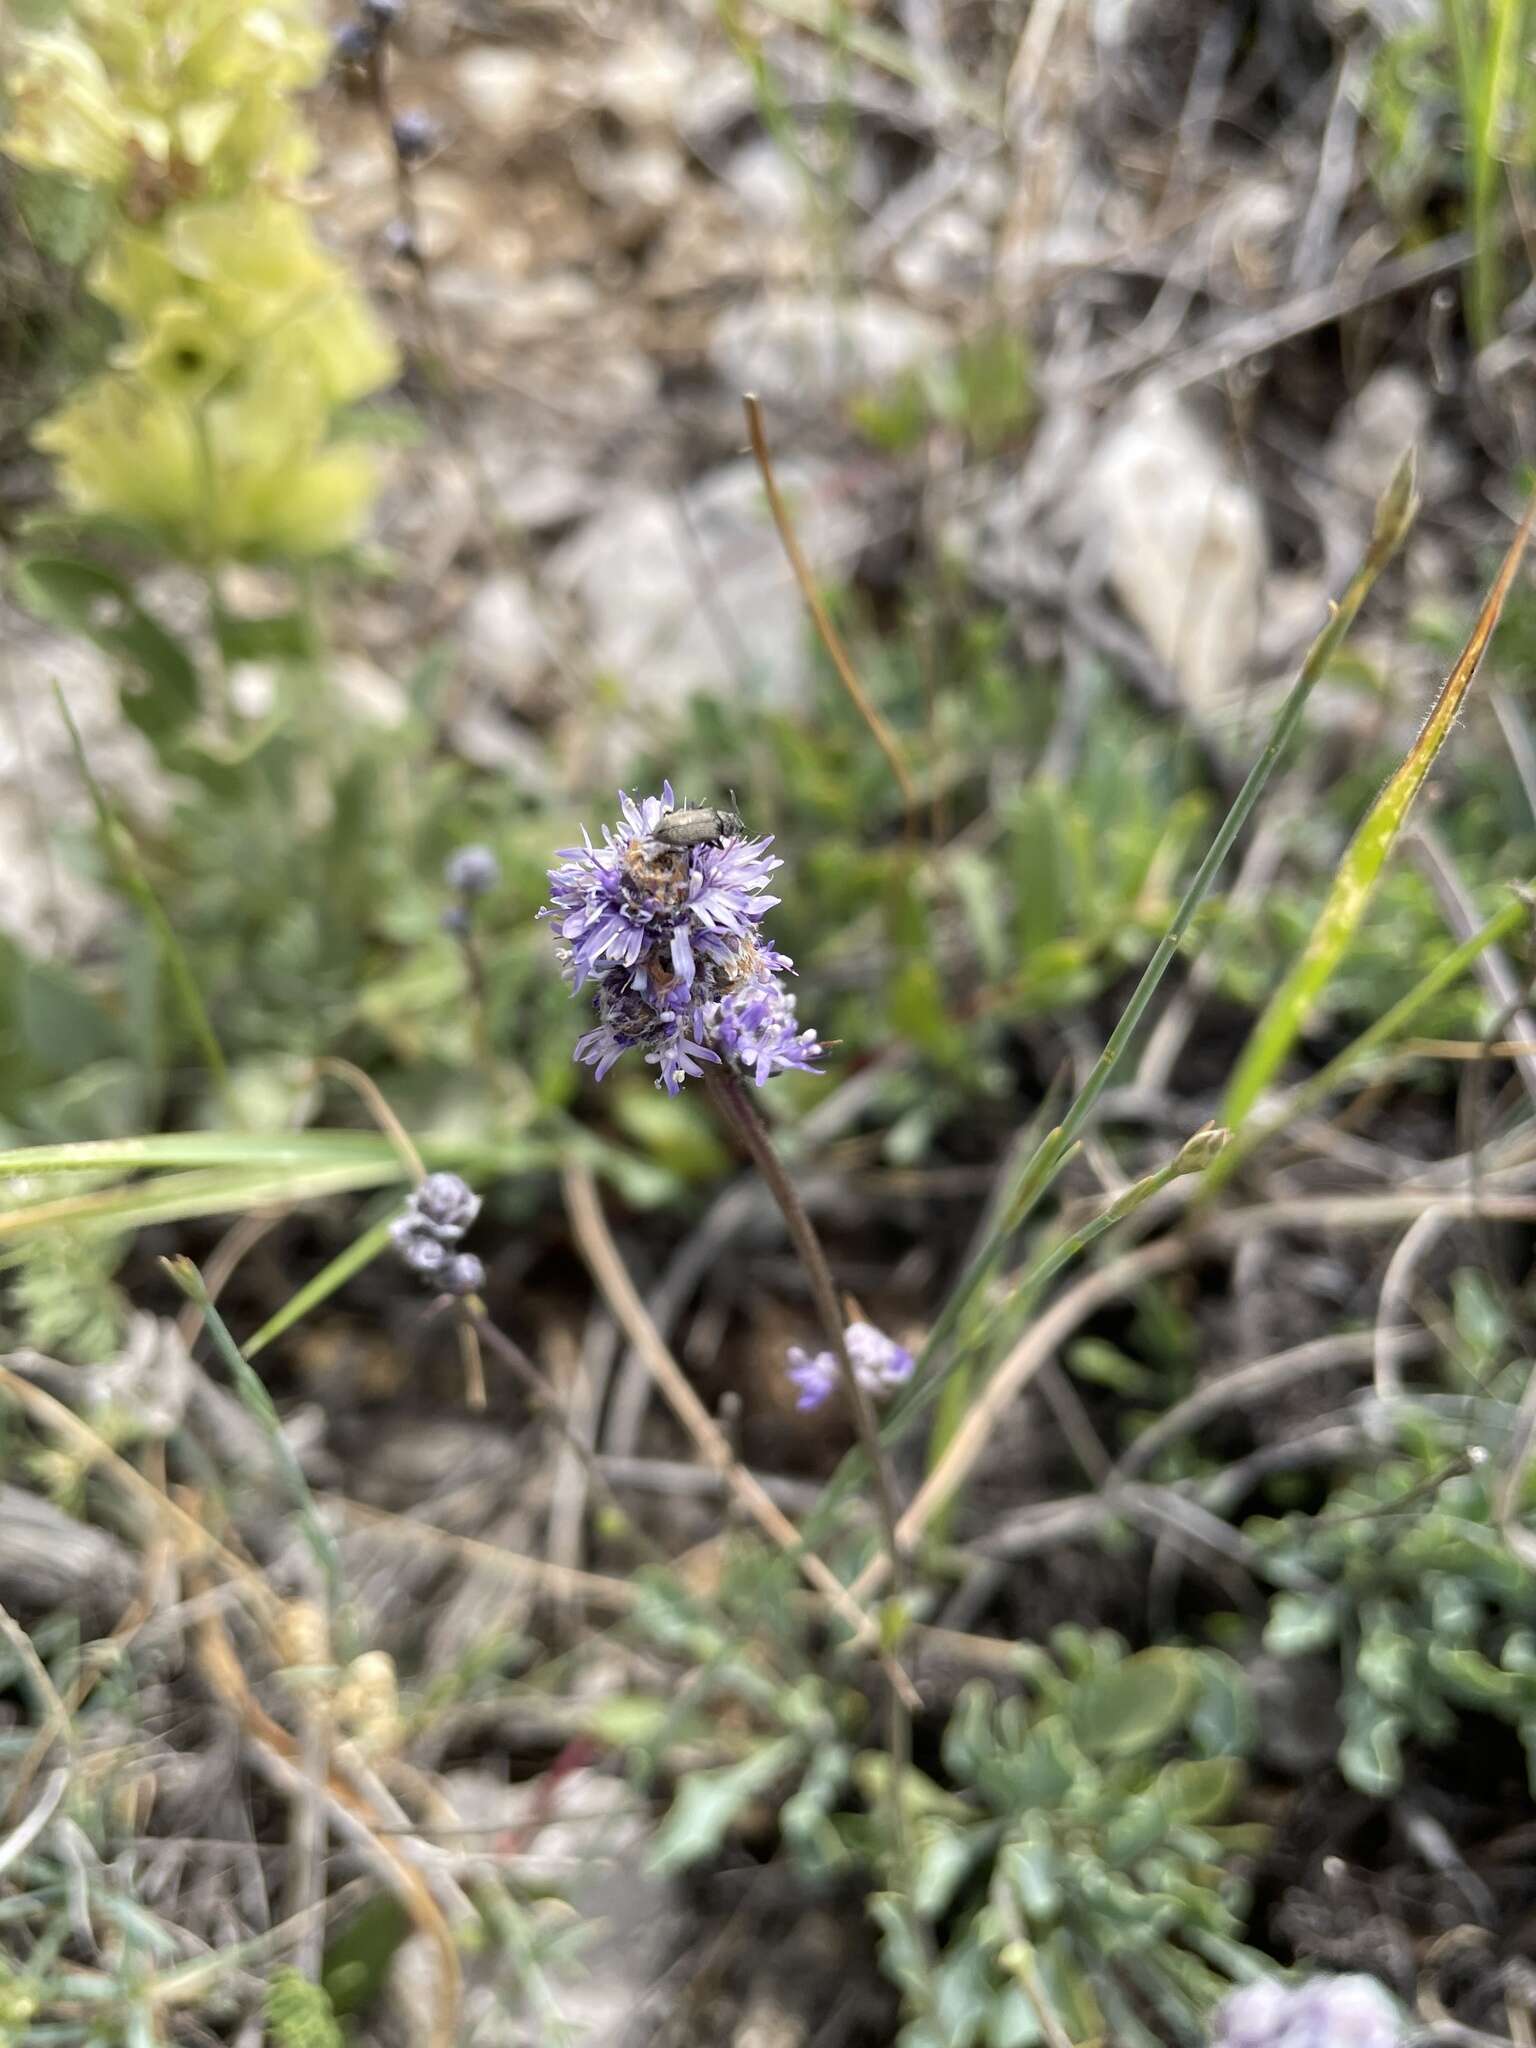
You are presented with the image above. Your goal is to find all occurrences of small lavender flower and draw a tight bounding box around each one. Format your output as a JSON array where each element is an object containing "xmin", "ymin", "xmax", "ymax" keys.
[
  {"xmin": 706, "ymin": 975, "xmax": 824, "ymax": 1086},
  {"xmin": 392, "ymin": 111, "xmax": 439, "ymax": 162},
  {"xmin": 543, "ymin": 783, "xmax": 821, "ymax": 1096},
  {"xmin": 785, "ymin": 1322, "xmax": 915, "ymax": 1413},
  {"xmin": 444, "ymin": 844, "xmax": 499, "ymax": 898},
  {"xmin": 845, "ymin": 1321, "xmax": 916, "ymax": 1392},
  {"xmin": 442, "ymin": 1253, "xmax": 485, "ymax": 1297},
  {"xmin": 786, "ymin": 1346, "xmax": 839, "ymax": 1412},
  {"xmin": 1210, "ymin": 1975, "xmax": 1403, "ymax": 2048}
]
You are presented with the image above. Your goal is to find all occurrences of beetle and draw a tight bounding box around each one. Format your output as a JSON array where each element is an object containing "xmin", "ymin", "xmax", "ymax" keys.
[{"xmin": 653, "ymin": 802, "xmax": 745, "ymax": 849}]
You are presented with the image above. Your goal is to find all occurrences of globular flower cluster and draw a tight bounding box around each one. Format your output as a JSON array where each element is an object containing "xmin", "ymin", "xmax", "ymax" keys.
[
  {"xmin": 391, "ymin": 1172, "xmax": 484, "ymax": 1296},
  {"xmin": 1209, "ymin": 1975, "xmax": 1403, "ymax": 2048},
  {"xmin": 1, "ymin": 0, "xmax": 397, "ymax": 560},
  {"xmin": 543, "ymin": 784, "xmax": 824, "ymax": 1096},
  {"xmin": 786, "ymin": 1321, "xmax": 915, "ymax": 1413}
]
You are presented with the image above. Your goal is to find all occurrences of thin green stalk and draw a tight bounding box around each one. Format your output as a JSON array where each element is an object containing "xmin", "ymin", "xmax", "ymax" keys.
[
  {"xmin": 54, "ymin": 685, "xmax": 237, "ymax": 1121},
  {"xmin": 245, "ymin": 1215, "xmax": 397, "ymax": 1358},
  {"xmin": 163, "ymin": 1255, "xmax": 348, "ymax": 1640},
  {"xmin": 910, "ymin": 448, "xmax": 1418, "ymax": 1444},
  {"xmin": 1222, "ymin": 484, "xmax": 1534, "ymax": 1126},
  {"xmin": 1448, "ymin": 0, "xmax": 1523, "ymax": 345},
  {"xmin": 1203, "ymin": 881, "xmax": 1535, "ymax": 1195}
]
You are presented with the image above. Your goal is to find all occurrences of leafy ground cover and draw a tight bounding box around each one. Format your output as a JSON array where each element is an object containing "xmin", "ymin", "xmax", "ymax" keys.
[{"xmin": 4, "ymin": 1, "xmax": 1536, "ymax": 2043}]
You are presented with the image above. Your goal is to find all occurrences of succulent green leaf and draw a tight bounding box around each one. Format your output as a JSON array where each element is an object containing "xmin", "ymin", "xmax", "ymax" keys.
[
  {"xmin": 1154, "ymin": 1757, "xmax": 1244, "ymax": 1825},
  {"xmin": 998, "ymin": 1831, "xmax": 1063, "ymax": 1927},
  {"xmin": 1338, "ymin": 1698, "xmax": 1405, "ymax": 1796},
  {"xmin": 1071, "ymin": 1648, "xmax": 1196, "ymax": 1757},
  {"xmin": 1263, "ymin": 1592, "xmax": 1339, "ymax": 1657}
]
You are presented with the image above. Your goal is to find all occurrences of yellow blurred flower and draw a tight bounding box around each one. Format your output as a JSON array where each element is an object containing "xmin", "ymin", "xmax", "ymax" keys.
[
  {"xmin": 4, "ymin": 0, "xmax": 397, "ymax": 561},
  {"xmin": 37, "ymin": 368, "xmax": 385, "ymax": 561},
  {"xmin": 8, "ymin": 0, "xmax": 326, "ymax": 199}
]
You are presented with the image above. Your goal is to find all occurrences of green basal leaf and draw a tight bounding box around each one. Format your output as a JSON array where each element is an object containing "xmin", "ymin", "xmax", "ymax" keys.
[{"xmin": 1071, "ymin": 1648, "xmax": 1197, "ymax": 1758}]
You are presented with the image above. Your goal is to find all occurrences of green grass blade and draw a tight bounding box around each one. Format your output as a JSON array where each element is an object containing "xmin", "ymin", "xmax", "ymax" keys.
[
  {"xmin": 1223, "ymin": 489, "xmax": 1536, "ymax": 1128},
  {"xmin": 1206, "ymin": 880, "xmax": 1534, "ymax": 1194},
  {"xmin": 245, "ymin": 1214, "xmax": 398, "ymax": 1358},
  {"xmin": 0, "ymin": 1132, "xmax": 398, "ymax": 1176},
  {"xmin": 911, "ymin": 448, "xmax": 1420, "ymax": 1389},
  {"xmin": 1448, "ymin": 0, "xmax": 1523, "ymax": 343},
  {"xmin": 0, "ymin": 1162, "xmax": 408, "ymax": 1241},
  {"xmin": 164, "ymin": 1255, "xmax": 349, "ymax": 1634}
]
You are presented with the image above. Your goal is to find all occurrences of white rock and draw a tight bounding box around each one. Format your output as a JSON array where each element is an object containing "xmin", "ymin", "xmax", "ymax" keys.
[
  {"xmin": 718, "ymin": 135, "xmax": 805, "ymax": 230},
  {"xmin": 591, "ymin": 30, "xmax": 694, "ymax": 127},
  {"xmin": 332, "ymin": 653, "xmax": 409, "ymax": 728},
  {"xmin": 456, "ymin": 572, "xmax": 550, "ymax": 701},
  {"xmin": 452, "ymin": 46, "xmax": 547, "ymax": 146},
  {"xmin": 479, "ymin": 431, "xmax": 599, "ymax": 531},
  {"xmin": 549, "ymin": 456, "xmax": 867, "ymax": 748},
  {"xmin": 709, "ymin": 292, "xmax": 946, "ymax": 407},
  {"xmin": 1327, "ymin": 366, "xmax": 1430, "ymax": 504},
  {"xmin": 0, "ymin": 606, "xmax": 168, "ymax": 955},
  {"xmin": 892, "ymin": 205, "xmax": 994, "ymax": 298},
  {"xmin": 1079, "ymin": 383, "xmax": 1266, "ymax": 714}
]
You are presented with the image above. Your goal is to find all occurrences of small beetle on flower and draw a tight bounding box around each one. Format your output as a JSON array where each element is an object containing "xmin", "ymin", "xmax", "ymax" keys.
[{"xmin": 541, "ymin": 783, "xmax": 823, "ymax": 1095}]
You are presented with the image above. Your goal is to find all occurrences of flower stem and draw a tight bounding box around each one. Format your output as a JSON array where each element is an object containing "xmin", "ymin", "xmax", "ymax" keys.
[
  {"xmin": 702, "ymin": 1066, "xmax": 937, "ymax": 2006},
  {"xmin": 704, "ymin": 1066, "xmax": 905, "ymax": 1574}
]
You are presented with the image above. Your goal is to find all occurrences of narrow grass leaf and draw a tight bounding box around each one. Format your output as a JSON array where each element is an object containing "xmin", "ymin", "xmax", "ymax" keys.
[
  {"xmin": 164, "ymin": 1255, "xmax": 348, "ymax": 1633},
  {"xmin": 1223, "ymin": 489, "xmax": 1536, "ymax": 1128},
  {"xmin": 0, "ymin": 1162, "xmax": 408, "ymax": 1241},
  {"xmin": 1205, "ymin": 881, "xmax": 1535, "ymax": 1193},
  {"xmin": 245, "ymin": 1214, "xmax": 398, "ymax": 1358}
]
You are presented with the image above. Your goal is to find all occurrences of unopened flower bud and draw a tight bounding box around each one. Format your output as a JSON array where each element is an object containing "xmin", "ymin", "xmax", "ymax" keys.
[
  {"xmin": 445, "ymin": 844, "xmax": 499, "ymax": 897},
  {"xmin": 332, "ymin": 20, "xmax": 376, "ymax": 64},
  {"xmin": 442, "ymin": 1253, "xmax": 485, "ymax": 1297}
]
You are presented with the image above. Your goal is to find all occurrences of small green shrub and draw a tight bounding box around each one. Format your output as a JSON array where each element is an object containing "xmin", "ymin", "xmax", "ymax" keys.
[
  {"xmin": 627, "ymin": 1604, "xmax": 1267, "ymax": 2048},
  {"xmin": 1255, "ymin": 1418, "xmax": 1536, "ymax": 1795}
]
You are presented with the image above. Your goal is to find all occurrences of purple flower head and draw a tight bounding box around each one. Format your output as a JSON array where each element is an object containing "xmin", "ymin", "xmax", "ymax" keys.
[
  {"xmin": 543, "ymin": 784, "xmax": 820, "ymax": 1096},
  {"xmin": 1210, "ymin": 1976, "xmax": 1402, "ymax": 2048},
  {"xmin": 785, "ymin": 1322, "xmax": 916, "ymax": 1413}
]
